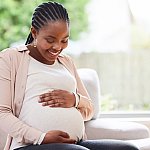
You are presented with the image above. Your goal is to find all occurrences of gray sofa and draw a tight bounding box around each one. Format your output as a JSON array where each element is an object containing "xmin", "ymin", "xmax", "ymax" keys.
[
  {"xmin": 0, "ymin": 68, "xmax": 150, "ymax": 150},
  {"xmin": 78, "ymin": 68, "xmax": 150, "ymax": 150}
]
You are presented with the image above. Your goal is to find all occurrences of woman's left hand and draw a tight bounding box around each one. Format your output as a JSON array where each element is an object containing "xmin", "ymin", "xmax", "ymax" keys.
[{"xmin": 39, "ymin": 89, "xmax": 76, "ymax": 108}]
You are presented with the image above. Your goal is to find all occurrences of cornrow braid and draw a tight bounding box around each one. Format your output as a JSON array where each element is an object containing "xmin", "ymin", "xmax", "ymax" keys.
[{"xmin": 25, "ymin": 1, "xmax": 69, "ymax": 45}]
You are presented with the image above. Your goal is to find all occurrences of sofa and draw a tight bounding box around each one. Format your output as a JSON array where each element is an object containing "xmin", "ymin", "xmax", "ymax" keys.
[
  {"xmin": 0, "ymin": 68, "xmax": 150, "ymax": 150},
  {"xmin": 78, "ymin": 68, "xmax": 150, "ymax": 150}
]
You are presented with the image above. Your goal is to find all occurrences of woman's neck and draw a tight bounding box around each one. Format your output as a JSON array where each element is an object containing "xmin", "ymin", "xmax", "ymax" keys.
[{"xmin": 26, "ymin": 45, "xmax": 55, "ymax": 65}]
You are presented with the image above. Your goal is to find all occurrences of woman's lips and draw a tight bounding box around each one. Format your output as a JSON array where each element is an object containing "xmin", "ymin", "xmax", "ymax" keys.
[{"xmin": 48, "ymin": 50, "xmax": 60, "ymax": 56}]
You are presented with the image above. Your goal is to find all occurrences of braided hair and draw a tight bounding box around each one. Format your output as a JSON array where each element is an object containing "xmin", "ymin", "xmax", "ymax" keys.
[{"xmin": 25, "ymin": 1, "xmax": 69, "ymax": 45}]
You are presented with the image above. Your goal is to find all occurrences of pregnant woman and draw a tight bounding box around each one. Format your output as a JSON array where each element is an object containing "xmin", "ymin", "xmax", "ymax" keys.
[{"xmin": 0, "ymin": 1, "xmax": 139, "ymax": 150}]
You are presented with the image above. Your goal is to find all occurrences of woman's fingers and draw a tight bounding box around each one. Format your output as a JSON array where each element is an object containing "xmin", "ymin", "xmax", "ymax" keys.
[
  {"xmin": 39, "ymin": 96, "xmax": 64, "ymax": 107},
  {"xmin": 42, "ymin": 130, "xmax": 76, "ymax": 144},
  {"xmin": 58, "ymin": 131, "xmax": 70, "ymax": 138},
  {"xmin": 39, "ymin": 90, "xmax": 64, "ymax": 107},
  {"xmin": 58, "ymin": 131, "xmax": 76, "ymax": 144},
  {"xmin": 43, "ymin": 101, "xmax": 64, "ymax": 107},
  {"xmin": 39, "ymin": 91, "xmax": 61, "ymax": 102},
  {"xmin": 39, "ymin": 89, "xmax": 75, "ymax": 107}
]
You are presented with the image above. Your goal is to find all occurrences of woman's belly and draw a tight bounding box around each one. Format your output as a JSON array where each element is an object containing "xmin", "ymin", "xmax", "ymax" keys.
[{"xmin": 19, "ymin": 99, "xmax": 84, "ymax": 141}]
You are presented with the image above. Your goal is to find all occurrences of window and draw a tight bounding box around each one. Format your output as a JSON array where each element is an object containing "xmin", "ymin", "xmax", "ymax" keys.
[{"xmin": 66, "ymin": 0, "xmax": 150, "ymax": 112}]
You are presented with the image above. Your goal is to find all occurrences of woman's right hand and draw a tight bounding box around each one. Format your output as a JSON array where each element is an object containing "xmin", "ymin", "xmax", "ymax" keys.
[{"xmin": 41, "ymin": 130, "xmax": 76, "ymax": 144}]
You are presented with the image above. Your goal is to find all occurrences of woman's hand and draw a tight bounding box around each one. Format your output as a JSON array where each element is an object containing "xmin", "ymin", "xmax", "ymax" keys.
[
  {"xmin": 41, "ymin": 130, "xmax": 76, "ymax": 144},
  {"xmin": 39, "ymin": 89, "xmax": 76, "ymax": 108}
]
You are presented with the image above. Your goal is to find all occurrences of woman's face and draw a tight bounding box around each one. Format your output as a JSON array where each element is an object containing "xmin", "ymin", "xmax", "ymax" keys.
[{"xmin": 31, "ymin": 20, "xmax": 69, "ymax": 64}]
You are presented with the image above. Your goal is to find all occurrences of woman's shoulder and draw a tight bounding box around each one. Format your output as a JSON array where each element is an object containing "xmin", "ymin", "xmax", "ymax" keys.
[
  {"xmin": 58, "ymin": 53, "xmax": 76, "ymax": 73},
  {"xmin": 0, "ymin": 45, "xmax": 28, "ymax": 58},
  {"xmin": 59, "ymin": 53, "xmax": 73, "ymax": 62},
  {"xmin": 1, "ymin": 45, "xmax": 27, "ymax": 53}
]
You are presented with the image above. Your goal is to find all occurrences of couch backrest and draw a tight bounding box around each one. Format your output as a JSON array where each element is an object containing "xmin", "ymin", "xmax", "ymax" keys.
[{"xmin": 77, "ymin": 68, "xmax": 101, "ymax": 119}]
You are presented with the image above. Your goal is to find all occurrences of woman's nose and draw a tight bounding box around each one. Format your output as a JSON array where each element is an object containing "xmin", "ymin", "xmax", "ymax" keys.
[{"xmin": 52, "ymin": 43, "xmax": 62, "ymax": 51}]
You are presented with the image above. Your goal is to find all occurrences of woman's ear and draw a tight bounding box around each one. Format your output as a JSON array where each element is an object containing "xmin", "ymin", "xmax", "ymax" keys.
[{"xmin": 31, "ymin": 27, "xmax": 37, "ymax": 39}]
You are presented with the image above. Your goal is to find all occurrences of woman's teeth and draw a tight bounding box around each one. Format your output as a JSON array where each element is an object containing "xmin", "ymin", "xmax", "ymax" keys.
[{"xmin": 48, "ymin": 50, "xmax": 59, "ymax": 55}]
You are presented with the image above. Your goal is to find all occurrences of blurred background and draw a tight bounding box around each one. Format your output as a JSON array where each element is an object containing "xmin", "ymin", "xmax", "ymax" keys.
[{"xmin": 1, "ymin": 0, "xmax": 150, "ymax": 112}]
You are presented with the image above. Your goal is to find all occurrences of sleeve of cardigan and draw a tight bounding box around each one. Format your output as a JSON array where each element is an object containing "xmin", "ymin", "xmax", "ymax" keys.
[
  {"xmin": 0, "ymin": 51, "xmax": 43, "ymax": 144},
  {"xmin": 67, "ymin": 56, "xmax": 94, "ymax": 121}
]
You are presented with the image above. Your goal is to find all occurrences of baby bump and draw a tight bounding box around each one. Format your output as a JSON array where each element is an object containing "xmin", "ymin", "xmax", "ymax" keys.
[{"xmin": 24, "ymin": 104, "xmax": 84, "ymax": 140}]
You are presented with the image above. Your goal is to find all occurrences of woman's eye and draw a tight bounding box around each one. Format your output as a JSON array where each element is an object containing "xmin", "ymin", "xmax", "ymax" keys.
[
  {"xmin": 61, "ymin": 39, "xmax": 68, "ymax": 43},
  {"xmin": 47, "ymin": 40, "xmax": 54, "ymax": 43},
  {"xmin": 46, "ymin": 38, "xmax": 68, "ymax": 44},
  {"xmin": 45, "ymin": 38, "xmax": 54, "ymax": 43}
]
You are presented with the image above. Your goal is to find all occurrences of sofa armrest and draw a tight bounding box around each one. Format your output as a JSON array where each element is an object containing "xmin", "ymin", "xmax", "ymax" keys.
[
  {"xmin": 85, "ymin": 118, "xmax": 150, "ymax": 140},
  {"xmin": 77, "ymin": 68, "xmax": 101, "ymax": 119}
]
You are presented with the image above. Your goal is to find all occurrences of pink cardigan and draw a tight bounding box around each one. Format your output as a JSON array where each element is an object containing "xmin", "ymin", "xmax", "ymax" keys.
[{"xmin": 0, "ymin": 45, "xmax": 94, "ymax": 150}]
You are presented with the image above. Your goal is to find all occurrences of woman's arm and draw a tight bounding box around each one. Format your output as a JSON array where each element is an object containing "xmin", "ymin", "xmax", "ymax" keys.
[
  {"xmin": 0, "ymin": 51, "xmax": 43, "ymax": 144},
  {"xmin": 69, "ymin": 57, "xmax": 94, "ymax": 121}
]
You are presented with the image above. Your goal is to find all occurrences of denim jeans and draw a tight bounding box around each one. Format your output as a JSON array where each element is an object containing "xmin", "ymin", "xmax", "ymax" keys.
[{"xmin": 15, "ymin": 139, "xmax": 139, "ymax": 150}]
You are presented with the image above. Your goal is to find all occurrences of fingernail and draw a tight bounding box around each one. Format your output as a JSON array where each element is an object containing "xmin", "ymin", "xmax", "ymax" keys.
[{"xmin": 42, "ymin": 102, "xmax": 46, "ymax": 106}]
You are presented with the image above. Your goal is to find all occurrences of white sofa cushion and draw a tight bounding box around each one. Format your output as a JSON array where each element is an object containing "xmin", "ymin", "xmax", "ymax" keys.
[
  {"xmin": 85, "ymin": 119, "xmax": 150, "ymax": 140},
  {"xmin": 77, "ymin": 68, "xmax": 101, "ymax": 119}
]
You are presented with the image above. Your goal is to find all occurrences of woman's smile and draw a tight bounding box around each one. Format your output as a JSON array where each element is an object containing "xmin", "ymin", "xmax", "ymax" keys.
[
  {"xmin": 48, "ymin": 50, "xmax": 61, "ymax": 56},
  {"xmin": 47, "ymin": 49, "xmax": 62, "ymax": 62}
]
